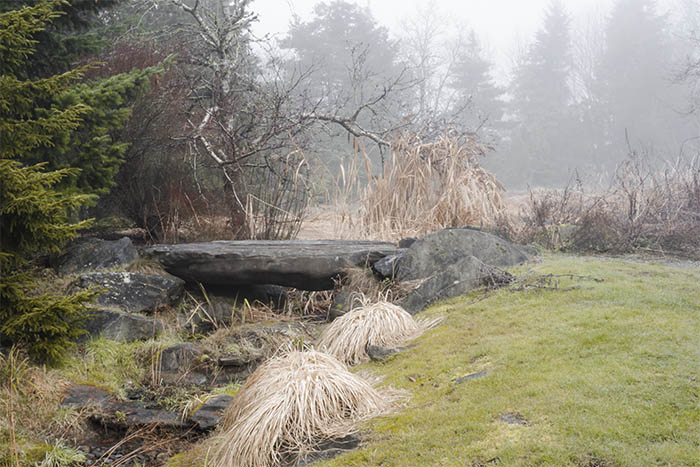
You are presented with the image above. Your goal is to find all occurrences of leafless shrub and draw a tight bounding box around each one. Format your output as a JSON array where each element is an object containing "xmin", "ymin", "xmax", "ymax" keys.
[
  {"xmin": 238, "ymin": 149, "xmax": 312, "ymax": 240},
  {"xmin": 519, "ymin": 154, "xmax": 700, "ymax": 257}
]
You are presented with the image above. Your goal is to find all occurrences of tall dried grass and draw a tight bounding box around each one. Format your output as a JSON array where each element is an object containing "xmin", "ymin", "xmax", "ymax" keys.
[
  {"xmin": 324, "ymin": 133, "xmax": 506, "ymax": 241},
  {"xmin": 208, "ymin": 349, "xmax": 396, "ymax": 467},
  {"xmin": 317, "ymin": 300, "xmax": 439, "ymax": 365}
]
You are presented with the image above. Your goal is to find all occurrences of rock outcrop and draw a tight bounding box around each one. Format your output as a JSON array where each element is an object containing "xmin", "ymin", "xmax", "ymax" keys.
[
  {"xmin": 54, "ymin": 237, "xmax": 138, "ymax": 275},
  {"xmin": 74, "ymin": 272, "xmax": 185, "ymax": 314},
  {"xmin": 398, "ymin": 228, "xmax": 531, "ymax": 313}
]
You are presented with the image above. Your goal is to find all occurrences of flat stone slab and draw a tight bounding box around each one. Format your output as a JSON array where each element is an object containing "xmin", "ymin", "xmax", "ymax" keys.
[
  {"xmin": 62, "ymin": 385, "xmax": 193, "ymax": 430},
  {"xmin": 456, "ymin": 369, "xmax": 488, "ymax": 384},
  {"xmin": 143, "ymin": 240, "xmax": 397, "ymax": 290}
]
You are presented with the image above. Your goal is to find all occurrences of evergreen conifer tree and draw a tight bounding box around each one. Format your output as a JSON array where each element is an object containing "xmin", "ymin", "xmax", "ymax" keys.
[
  {"xmin": 0, "ymin": 1, "xmax": 100, "ymax": 363},
  {"xmin": 451, "ymin": 31, "xmax": 504, "ymax": 136},
  {"xmin": 507, "ymin": 0, "xmax": 575, "ymax": 185}
]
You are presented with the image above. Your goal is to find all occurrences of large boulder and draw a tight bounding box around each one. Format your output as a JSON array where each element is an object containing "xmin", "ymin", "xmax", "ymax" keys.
[
  {"xmin": 397, "ymin": 228, "xmax": 530, "ymax": 313},
  {"xmin": 74, "ymin": 272, "xmax": 185, "ymax": 314},
  {"xmin": 54, "ymin": 237, "xmax": 138, "ymax": 275},
  {"xmin": 400, "ymin": 257, "xmax": 510, "ymax": 314},
  {"xmin": 84, "ymin": 309, "xmax": 163, "ymax": 342},
  {"xmin": 397, "ymin": 228, "xmax": 532, "ymax": 281},
  {"xmin": 142, "ymin": 240, "xmax": 397, "ymax": 290}
]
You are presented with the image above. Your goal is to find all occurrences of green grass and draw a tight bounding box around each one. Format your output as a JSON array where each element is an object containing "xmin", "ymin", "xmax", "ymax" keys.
[{"xmin": 322, "ymin": 255, "xmax": 700, "ymax": 466}]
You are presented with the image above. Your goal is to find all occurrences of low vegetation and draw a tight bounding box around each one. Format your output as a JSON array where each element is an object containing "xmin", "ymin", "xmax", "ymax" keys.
[
  {"xmin": 318, "ymin": 300, "xmax": 438, "ymax": 365},
  {"xmin": 206, "ymin": 349, "xmax": 398, "ymax": 467},
  {"xmin": 320, "ymin": 255, "xmax": 700, "ymax": 466},
  {"xmin": 518, "ymin": 155, "xmax": 700, "ymax": 258}
]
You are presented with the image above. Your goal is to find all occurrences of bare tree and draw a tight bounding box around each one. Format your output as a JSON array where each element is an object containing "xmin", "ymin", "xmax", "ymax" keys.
[{"xmin": 168, "ymin": 0, "xmax": 418, "ymax": 237}]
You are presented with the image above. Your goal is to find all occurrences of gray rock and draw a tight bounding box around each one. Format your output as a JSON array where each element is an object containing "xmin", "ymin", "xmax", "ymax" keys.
[
  {"xmin": 372, "ymin": 249, "xmax": 406, "ymax": 279},
  {"xmin": 62, "ymin": 385, "xmax": 112, "ymax": 408},
  {"xmin": 190, "ymin": 395, "xmax": 233, "ymax": 431},
  {"xmin": 398, "ymin": 237, "xmax": 417, "ymax": 249},
  {"xmin": 85, "ymin": 309, "xmax": 163, "ymax": 342},
  {"xmin": 500, "ymin": 412, "xmax": 528, "ymax": 425},
  {"xmin": 218, "ymin": 354, "xmax": 251, "ymax": 367},
  {"xmin": 55, "ymin": 237, "xmax": 138, "ymax": 275},
  {"xmin": 400, "ymin": 256, "xmax": 500, "ymax": 314},
  {"xmin": 397, "ymin": 228, "xmax": 531, "ymax": 281},
  {"xmin": 158, "ymin": 343, "xmax": 209, "ymax": 386},
  {"xmin": 101, "ymin": 404, "xmax": 191, "ymax": 430},
  {"xmin": 159, "ymin": 343, "xmax": 202, "ymax": 372},
  {"xmin": 329, "ymin": 289, "xmax": 356, "ymax": 321},
  {"xmin": 62, "ymin": 385, "xmax": 193, "ymax": 430},
  {"xmin": 143, "ymin": 240, "xmax": 397, "ymax": 290},
  {"xmin": 367, "ymin": 345, "xmax": 401, "ymax": 361},
  {"xmin": 74, "ymin": 272, "xmax": 184, "ymax": 314},
  {"xmin": 455, "ymin": 369, "xmax": 488, "ymax": 384},
  {"xmin": 289, "ymin": 435, "xmax": 361, "ymax": 466}
]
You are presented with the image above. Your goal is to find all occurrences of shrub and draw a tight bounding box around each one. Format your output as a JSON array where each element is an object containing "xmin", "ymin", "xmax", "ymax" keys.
[
  {"xmin": 519, "ymin": 155, "xmax": 700, "ymax": 257},
  {"xmin": 333, "ymin": 132, "xmax": 506, "ymax": 241}
]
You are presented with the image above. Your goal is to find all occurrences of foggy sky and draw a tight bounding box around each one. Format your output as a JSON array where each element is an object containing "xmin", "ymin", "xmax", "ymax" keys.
[{"xmin": 252, "ymin": 0, "xmax": 618, "ymax": 81}]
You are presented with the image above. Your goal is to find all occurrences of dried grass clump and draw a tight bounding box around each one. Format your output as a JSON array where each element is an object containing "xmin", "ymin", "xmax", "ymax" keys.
[
  {"xmin": 208, "ymin": 349, "xmax": 394, "ymax": 467},
  {"xmin": 360, "ymin": 133, "xmax": 506, "ymax": 240},
  {"xmin": 317, "ymin": 300, "xmax": 437, "ymax": 365}
]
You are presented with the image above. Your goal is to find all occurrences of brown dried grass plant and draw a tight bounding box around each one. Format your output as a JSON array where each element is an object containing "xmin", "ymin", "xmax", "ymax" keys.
[
  {"xmin": 317, "ymin": 299, "xmax": 440, "ymax": 365},
  {"xmin": 359, "ymin": 133, "xmax": 506, "ymax": 240},
  {"xmin": 207, "ymin": 348, "xmax": 396, "ymax": 467}
]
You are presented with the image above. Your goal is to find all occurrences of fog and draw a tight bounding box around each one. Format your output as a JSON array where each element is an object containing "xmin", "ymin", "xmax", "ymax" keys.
[{"xmin": 252, "ymin": 0, "xmax": 700, "ymax": 188}]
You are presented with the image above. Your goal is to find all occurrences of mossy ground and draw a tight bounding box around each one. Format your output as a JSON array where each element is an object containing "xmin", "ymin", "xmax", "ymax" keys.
[{"xmin": 321, "ymin": 255, "xmax": 700, "ymax": 466}]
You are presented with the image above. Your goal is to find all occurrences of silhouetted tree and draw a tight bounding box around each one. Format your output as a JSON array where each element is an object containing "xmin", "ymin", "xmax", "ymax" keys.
[
  {"xmin": 507, "ymin": 0, "xmax": 576, "ymax": 185},
  {"xmin": 451, "ymin": 30, "xmax": 505, "ymax": 138}
]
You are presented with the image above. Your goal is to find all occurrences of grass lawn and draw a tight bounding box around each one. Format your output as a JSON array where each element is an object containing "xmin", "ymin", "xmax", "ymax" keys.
[{"xmin": 322, "ymin": 255, "xmax": 700, "ymax": 466}]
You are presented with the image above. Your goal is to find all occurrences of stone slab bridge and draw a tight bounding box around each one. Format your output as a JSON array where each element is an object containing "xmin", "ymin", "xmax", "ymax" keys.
[{"xmin": 143, "ymin": 240, "xmax": 397, "ymax": 291}]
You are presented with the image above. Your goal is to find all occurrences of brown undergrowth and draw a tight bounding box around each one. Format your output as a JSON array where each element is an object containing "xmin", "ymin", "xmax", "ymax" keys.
[{"xmin": 518, "ymin": 155, "xmax": 700, "ymax": 257}]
